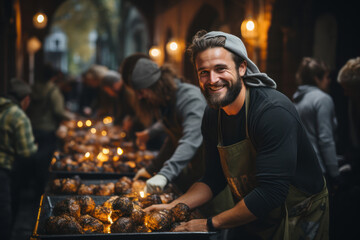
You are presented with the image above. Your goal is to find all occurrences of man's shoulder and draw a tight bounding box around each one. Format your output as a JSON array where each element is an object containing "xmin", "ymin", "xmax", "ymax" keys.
[
  {"xmin": 249, "ymin": 87, "xmax": 298, "ymax": 122},
  {"xmin": 0, "ymin": 101, "xmax": 29, "ymax": 125},
  {"xmin": 250, "ymin": 87, "xmax": 293, "ymax": 108}
]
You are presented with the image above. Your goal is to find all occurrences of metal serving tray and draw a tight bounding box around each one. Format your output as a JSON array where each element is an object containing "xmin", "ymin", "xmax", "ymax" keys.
[
  {"xmin": 49, "ymin": 170, "xmax": 135, "ymax": 179},
  {"xmin": 31, "ymin": 195, "xmax": 216, "ymax": 240}
]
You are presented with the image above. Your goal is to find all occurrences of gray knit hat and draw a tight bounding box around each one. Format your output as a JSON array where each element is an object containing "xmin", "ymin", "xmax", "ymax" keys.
[
  {"xmin": 102, "ymin": 70, "xmax": 121, "ymax": 87},
  {"xmin": 131, "ymin": 58, "xmax": 161, "ymax": 89},
  {"xmin": 204, "ymin": 31, "xmax": 277, "ymax": 89},
  {"xmin": 9, "ymin": 78, "xmax": 32, "ymax": 100}
]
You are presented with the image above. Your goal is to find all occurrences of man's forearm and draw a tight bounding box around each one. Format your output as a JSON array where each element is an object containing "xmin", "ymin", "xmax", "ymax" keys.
[
  {"xmin": 171, "ymin": 182, "xmax": 213, "ymax": 210},
  {"xmin": 212, "ymin": 199, "xmax": 257, "ymax": 229}
]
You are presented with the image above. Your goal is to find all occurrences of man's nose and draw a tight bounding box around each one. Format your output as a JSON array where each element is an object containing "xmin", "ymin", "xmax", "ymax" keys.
[{"xmin": 209, "ymin": 71, "xmax": 219, "ymax": 84}]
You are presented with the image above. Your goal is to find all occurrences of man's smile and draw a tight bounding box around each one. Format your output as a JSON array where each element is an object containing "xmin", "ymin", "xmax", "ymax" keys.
[{"xmin": 205, "ymin": 81, "xmax": 228, "ymax": 93}]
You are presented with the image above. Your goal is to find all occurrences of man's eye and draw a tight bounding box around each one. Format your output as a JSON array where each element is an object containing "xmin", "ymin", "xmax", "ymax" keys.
[
  {"xmin": 199, "ymin": 71, "xmax": 209, "ymax": 76},
  {"xmin": 216, "ymin": 67, "xmax": 226, "ymax": 72}
]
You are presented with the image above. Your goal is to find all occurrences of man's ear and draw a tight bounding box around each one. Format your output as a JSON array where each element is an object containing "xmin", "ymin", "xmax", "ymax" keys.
[{"xmin": 238, "ymin": 60, "xmax": 247, "ymax": 77}]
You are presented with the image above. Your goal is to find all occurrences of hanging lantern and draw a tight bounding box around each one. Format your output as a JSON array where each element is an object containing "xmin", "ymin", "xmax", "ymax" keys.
[{"xmin": 33, "ymin": 12, "xmax": 48, "ymax": 29}]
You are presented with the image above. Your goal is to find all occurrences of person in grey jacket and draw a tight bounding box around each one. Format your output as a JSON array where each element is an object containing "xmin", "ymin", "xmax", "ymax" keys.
[
  {"xmin": 129, "ymin": 57, "xmax": 207, "ymax": 194},
  {"xmin": 293, "ymin": 57, "xmax": 340, "ymax": 188}
]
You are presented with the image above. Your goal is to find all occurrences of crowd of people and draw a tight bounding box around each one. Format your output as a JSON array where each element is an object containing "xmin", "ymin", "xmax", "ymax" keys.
[{"xmin": 0, "ymin": 30, "xmax": 359, "ymax": 240}]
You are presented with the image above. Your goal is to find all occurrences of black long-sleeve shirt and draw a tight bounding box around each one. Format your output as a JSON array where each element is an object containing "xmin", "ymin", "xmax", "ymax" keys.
[{"xmin": 200, "ymin": 87, "xmax": 324, "ymax": 218}]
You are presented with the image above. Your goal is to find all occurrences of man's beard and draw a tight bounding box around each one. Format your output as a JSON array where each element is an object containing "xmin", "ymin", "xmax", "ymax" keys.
[{"xmin": 201, "ymin": 73, "xmax": 242, "ymax": 109}]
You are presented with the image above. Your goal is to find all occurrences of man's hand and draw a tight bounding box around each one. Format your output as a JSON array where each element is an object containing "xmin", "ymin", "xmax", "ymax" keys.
[
  {"xmin": 173, "ymin": 219, "xmax": 208, "ymax": 232},
  {"xmin": 144, "ymin": 203, "xmax": 173, "ymax": 212},
  {"xmin": 145, "ymin": 174, "xmax": 168, "ymax": 194},
  {"xmin": 133, "ymin": 168, "xmax": 151, "ymax": 180}
]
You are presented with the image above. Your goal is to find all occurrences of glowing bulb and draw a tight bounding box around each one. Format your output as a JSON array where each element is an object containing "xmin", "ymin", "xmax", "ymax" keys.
[
  {"xmin": 149, "ymin": 47, "xmax": 161, "ymax": 57},
  {"xmin": 140, "ymin": 191, "xmax": 145, "ymax": 198},
  {"xmin": 103, "ymin": 116, "xmax": 113, "ymax": 124},
  {"xmin": 77, "ymin": 121, "xmax": 83, "ymax": 128},
  {"xmin": 117, "ymin": 147, "xmax": 123, "ymax": 155},
  {"xmin": 85, "ymin": 152, "xmax": 90, "ymax": 158},
  {"xmin": 90, "ymin": 128, "xmax": 96, "ymax": 134},
  {"xmin": 169, "ymin": 42, "xmax": 178, "ymax": 51},
  {"xmin": 37, "ymin": 14, "xmax": 45, "ymax": 23},
  {"xmin": 246, "ymin": 20, "xmax": 255, "ymax": 31},
  {"xmin": 85, "ymin": 120, "xmax": 92, "ymax": 127},
  {"xmin": 102, "ymin": 148, "xmax": 110, "ymax": 154},
  {"xmin": 33, "ymin": 12, "xmax": 47, "ymax": 29},
  {"xmin": 101, "ymin": 130, "xmax": 107, "ymax": 136}
]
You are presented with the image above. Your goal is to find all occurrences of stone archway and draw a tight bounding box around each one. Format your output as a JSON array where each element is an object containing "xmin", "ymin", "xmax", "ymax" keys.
[
  {"xmin": 184, "ymin": 4, "xmax": 220, "ymax": 85},
  {"xmin": 44, "ymin": 0, "xmax": 149, "ymax": 76}
]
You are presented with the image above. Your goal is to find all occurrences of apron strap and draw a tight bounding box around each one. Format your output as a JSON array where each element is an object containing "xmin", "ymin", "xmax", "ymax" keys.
[
  {"xmin": 245, "ymin": 88, "xmax": 250, "ymax": 139},
  {"xmin": 283, "ymin": 203, "xmax": 289, "ymax": 240}
]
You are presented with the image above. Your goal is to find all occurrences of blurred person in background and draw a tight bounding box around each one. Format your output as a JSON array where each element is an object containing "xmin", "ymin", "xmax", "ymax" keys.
[
  {"xmin": 26, "ymin": 63, "xmax": 74, "ymax": 198},
  {"xmin": 100, "ymin": 70, "xmax": 142, "ymax": 140},
  {"xmin": 78, "ymin": 64, "xmax": 108, "ymax": 117},
  {"xmin": 0, "ymin": 78, "xmax": 37, "ymax": 240},
  {"xmin": 292, "ymin": 57, "xmax": 341, "ymax": 192},
  {"xmin": 119, "ymin": 53, "xmax": 167, "ymax": 151},
  {"xmin": 127, "ymin": 57, "xmax": 207, "ymax": 195},
  {"xmin": 337, "ymin": 57, "xmax": 360, "ymax": 181},
  {"xmin": 332, "ymin": 56, "xmax": 360, "ymax": 240}
]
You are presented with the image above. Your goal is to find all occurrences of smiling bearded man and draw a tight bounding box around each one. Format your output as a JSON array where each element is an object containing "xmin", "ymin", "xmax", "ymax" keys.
[{"xmin": 144, "ymin": 30, "xmax": 329, "ymax": 240}]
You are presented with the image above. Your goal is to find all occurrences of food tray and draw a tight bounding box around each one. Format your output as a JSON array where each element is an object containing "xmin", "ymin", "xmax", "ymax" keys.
[
  {"xmin": 45, "ymin": 178, "xmax": 117, "ymax": 195},
  {"xmin": 31, "ymin": 195, "xmax": 217, "ymax": 240},
  {"xmin": 49, "ymin": 170, "xmax": 135, "ymax": 179}
]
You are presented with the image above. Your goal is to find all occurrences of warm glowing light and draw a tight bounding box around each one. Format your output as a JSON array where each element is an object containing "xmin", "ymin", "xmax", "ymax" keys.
[
  {"xmin": 241, "ymin": 18, "xmax": 258, "ymax": 39},
  {"xmin": 127, "ymin": 161, "xmax": 136, "ymax": 169},
  {"xmin": 169, "ymin": 41, "xmax": 178, "ymax": 51},
  {"xmin": 101, "ymin": 130, "xmax": 107, "ymax": 136},
  {"xmin": 85, "ymin": 152, "xmax": 90, "ymax": 158},
  {"xmin": 97, "ymin": 152, "xmax": 109, "ymax": 162},
  {"xmin": 120, "ymin": 132, "xmax": 126, "ymax": 138},
  {"xmin": 113, "ymin": 155, "xmax": 119, "ymax": 161},
  {"xmin": 139, "ymin": 191, "xmax": 145, "ymax": 198},
  {"xmin": 108, "ymin": 210, "xmax": 113, "ymax": 224},
  {"xmin": 117, "ymin": 147, "xmax": 123, "ymax": 155},
  {"xmin": 51, "ymin": 157, "xmax": 57, "ymax": 165},
  {"xmin": 105, "ymin": 210, "xmax": 113, "ymax": 233},
  {"xmin": 33, "ymin": 12, "xmax": 48, "ymax": 29},
  {"xmin": 85, "ymin": 120, "xmax": 92, "ymax": 127},
  {"xmin": 149, "ymin": 46, "xmax": 161, "ymax": 58},
  {"xmin": 246, "ymin": 20, "xmax": 255, "ymax": 31},
  {"xmin": 90, "ymin": 128, "xmax": 96, "ymax": 134},
  {"xmin": 37, "ymin": 14, "xmax": 45, "ymax": 23},
  {"xmin": 77, "ymin": 121, "xmax": 83, "ymax": 128},
  {"xmin": 103, "ymin": 116, "xmax": 113, "ymax": 124},
  {"xmin": 27, "ymin": 37, "xmax": 42, "ymax": 54},
  {"xmin": 102, "ymin": 148, "xmax": 110, "ymax": 154}
]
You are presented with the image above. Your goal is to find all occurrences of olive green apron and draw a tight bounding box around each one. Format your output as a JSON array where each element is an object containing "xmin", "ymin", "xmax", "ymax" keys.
[
  {"xmin": 217, "ymin": 88, "xmax": 329, "ymax": 239},
  {"xmin": 160, "ymin": 100, "xmax": 234, "ymax": 217}
]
